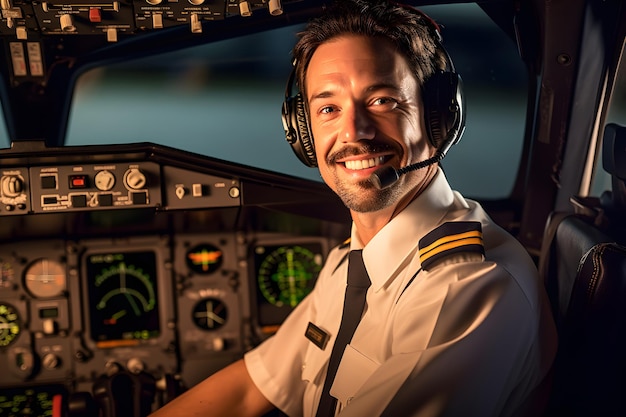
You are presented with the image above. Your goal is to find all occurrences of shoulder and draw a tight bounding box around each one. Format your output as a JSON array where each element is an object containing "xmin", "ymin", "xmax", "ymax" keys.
[{"xmin": 419, "ymin": 221, "xmax": 485, "ymax": 272}]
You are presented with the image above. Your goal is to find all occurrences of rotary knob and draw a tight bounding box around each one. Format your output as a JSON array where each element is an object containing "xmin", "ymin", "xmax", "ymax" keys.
[
  {"xmin": 123, "ymin": 168, "xmax": 146, "ymax": 190},
  {"xmin": 1, "ymin": 175, "xmax": 24, "ymax": 198}
]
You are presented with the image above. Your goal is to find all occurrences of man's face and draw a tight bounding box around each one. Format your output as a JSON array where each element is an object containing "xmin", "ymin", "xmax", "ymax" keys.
[{"xmin": 305, "ymin": 35, "xmax": 436, "ymax": 213}]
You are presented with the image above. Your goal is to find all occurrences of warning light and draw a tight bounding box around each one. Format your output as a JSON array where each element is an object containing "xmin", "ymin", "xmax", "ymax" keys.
[{"xmin": 69, "ymin": 175, "xmax": 88, "ymax": 189}]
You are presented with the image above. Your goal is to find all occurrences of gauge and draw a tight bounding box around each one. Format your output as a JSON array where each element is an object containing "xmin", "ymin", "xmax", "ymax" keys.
[
  {"xmin": 24, "ymin": 258, "xmax": 66, "ymax": 298},
  {"xmin": 86, "ymin": 251, "xmax": 160, "ymax": 343},
  {"xmin": 0, "ymin": 260, "xmax": 15, "ymax": 288},
  {"xmin": 256, "ymin": 244, "xmax": 323, "ymax": 308},
  {"xmin": 186, "ymin": 244, "xmax": 223, "ymax": 274},
  {"xmin": 0, "ymin": 303, "xmax": 21, "ymax": 347},
  {"xmin": 192, "ymin": 298, "xmax": 228, "ymax": 330}
]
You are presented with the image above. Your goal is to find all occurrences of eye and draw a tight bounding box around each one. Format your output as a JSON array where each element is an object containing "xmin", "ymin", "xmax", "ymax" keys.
[
  {"xmin": 372, "ymin": 97, "xmax": 398, "ymax": 107},
  {"xmin": 320, "ymin": 106, "xmax": 335, "ymax": 114}
]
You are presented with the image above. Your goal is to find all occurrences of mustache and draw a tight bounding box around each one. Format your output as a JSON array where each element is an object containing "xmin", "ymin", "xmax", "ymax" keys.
[{"xmin": 327, "ymin": 142, "xmax": 398, "ymax": 164}]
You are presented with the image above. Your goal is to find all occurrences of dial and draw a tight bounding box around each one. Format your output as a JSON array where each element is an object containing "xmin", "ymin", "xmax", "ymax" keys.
[
  {"xmin": 94, "ymin": 170, "xmax": 115, "ymax": 191},
  {"xmin": 192, "ymin": 298, "xmax": 228, "ymax": 330},
  {"xmin": 0, "ymin": 303, "xmax": 21, "ymax": 347},
  {"xmin": 256, "ymin": 244, "xmax": 323, "ymax": 308},
  {"xmin": 24, "ymin": 258, "xmax": 66, "ymax": 298},
  {"xmin": 86, "ymin": 251, "xmax": 160, "ymax": 343}
]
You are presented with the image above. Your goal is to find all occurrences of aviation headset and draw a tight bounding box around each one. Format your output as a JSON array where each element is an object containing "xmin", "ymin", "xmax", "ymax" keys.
[{"xmin": 281, "ymin": 4, "xmax": 466, "ymax": 168}]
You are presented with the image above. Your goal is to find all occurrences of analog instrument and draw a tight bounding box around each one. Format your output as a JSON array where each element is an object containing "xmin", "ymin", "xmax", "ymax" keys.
[
  {"xmin": 24, "ymin": 258, "xmax": 66, "ymax": 298},
  {"xmin": 192, "ymin": 298, "xmax": 228, "ymax": 330}
]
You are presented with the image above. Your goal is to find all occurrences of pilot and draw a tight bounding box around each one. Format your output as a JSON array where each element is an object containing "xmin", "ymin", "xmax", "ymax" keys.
[{"xmin": 150, "ymin": 1, "xmax": 557, "ymax": 416}]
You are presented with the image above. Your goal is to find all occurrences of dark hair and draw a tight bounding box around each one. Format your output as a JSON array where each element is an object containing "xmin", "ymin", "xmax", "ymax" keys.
[{"xmin": 292, "ymin": 0, "xmax": 448, "ymax": 97}]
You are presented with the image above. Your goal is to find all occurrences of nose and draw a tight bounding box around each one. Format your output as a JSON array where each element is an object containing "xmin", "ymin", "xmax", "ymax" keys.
[{"xmin": 341, "ymin": 103, "xmax": 375, "ymax": 143}]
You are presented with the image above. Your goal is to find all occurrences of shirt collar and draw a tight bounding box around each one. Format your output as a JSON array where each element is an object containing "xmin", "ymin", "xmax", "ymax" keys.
[{"xmin": 350, "ymin": 168, "xmax": 456, "ymax": 291}]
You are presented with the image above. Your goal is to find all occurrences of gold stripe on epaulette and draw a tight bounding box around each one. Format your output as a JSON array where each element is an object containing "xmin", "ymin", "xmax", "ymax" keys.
[
  {"xmin": 419, "ymin": 231, "xmax": 483, "ymax": 262},
  {"xmin": 418, "ymin": 222, "xmax": 484, "ymax": 271}
]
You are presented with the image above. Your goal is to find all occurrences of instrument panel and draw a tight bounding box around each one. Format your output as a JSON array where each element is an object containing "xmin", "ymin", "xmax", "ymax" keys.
[{"xmin": 0, "ymin": 141, "xmax": 349, "ymax": 416}]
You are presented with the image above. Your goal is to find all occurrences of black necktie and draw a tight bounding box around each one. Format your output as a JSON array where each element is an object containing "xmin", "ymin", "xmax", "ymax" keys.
[{"xmin": 316, "ymin": 250, "xmax": 371, "ymax": 417}]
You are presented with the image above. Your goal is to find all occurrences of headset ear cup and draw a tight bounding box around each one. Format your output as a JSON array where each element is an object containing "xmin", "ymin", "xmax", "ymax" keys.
[
  {"xmin": 423, "ymin": 70, "xmax": 465, "ymax": 150},
  {"xmin": 293, "ymin": 93, "xmax": 317, "ymax": 167},
  {"xmin": 282, "ymin": 88, "xmax": 317, "ymax": 167}
]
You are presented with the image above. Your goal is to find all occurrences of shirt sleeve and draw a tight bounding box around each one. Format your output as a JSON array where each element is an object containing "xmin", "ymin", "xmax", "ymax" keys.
[
  {"xmin": 244, "ymin": 245, "xmax": 349, "ymax": 416},
  {"xmin": 244, "ymin": 292, "xmax": 313, "ymax": 416}
]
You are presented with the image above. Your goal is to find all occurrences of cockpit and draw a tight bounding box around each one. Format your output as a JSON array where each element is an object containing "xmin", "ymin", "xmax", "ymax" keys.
[{"xmin": 0, "ymin": 0, "xmax": 624, "ymax": 415}]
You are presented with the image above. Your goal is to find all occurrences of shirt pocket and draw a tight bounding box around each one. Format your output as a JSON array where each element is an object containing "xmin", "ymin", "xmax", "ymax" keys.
[
  {"xmin": 330, "ymin": 344, "xmax": 380, "ymax": 406},
  {"xmin": 301, "ymin": 340, "xmax": 330, "ymax": 385}
]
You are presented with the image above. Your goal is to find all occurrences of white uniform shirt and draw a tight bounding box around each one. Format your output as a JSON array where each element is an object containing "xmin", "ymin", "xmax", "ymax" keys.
[{"xmin": 244, "ymin": 169, "xmax": 557, "ymax": 417}]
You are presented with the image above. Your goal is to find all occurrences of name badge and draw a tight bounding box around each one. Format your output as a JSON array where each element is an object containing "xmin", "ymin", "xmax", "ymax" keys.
[{"xmin": 305, "ymin": 322, "xmax": 329, "ymax": 350}]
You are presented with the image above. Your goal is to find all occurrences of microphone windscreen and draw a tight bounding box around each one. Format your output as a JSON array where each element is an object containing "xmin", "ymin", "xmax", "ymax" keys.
[{"xmin": 371, "ymin": 166, "xmax": 399, "ymax": 189}]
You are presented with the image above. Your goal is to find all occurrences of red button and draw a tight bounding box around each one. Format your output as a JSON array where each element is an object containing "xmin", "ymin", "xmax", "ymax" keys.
[{"xmin": 70, "ymin": 175, "xmax": 87, "ymax": 188}]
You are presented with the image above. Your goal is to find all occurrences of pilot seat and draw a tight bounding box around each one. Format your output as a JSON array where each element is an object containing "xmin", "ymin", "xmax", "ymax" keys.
[{"xmin": 539, "ymin": 123, "xmax": 626, "ymax": 416}]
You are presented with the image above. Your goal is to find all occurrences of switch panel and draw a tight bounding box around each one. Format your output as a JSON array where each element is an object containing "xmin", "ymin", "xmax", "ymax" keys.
[{"xmin": 29, "ymin": 161, "xmax": 162, "ymax": 213}]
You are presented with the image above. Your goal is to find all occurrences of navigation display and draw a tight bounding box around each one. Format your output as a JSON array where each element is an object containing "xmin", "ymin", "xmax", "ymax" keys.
[{"xmin": 85, "ymin": 251, "xmax": 160, "ymax": 346}]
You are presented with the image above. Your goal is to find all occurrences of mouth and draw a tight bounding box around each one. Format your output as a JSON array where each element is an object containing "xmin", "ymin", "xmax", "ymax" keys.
[{"xmin": 342, "ymin": 156, "xmax": 388, "ymax": 171}]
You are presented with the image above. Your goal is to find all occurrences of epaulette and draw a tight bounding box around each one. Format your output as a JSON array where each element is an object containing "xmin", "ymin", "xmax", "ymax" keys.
[
  {"xmin": 418, "ymin": 221, "xmax": 484, "ymax": 271},
  {"xmin": 338, "ymin": 237, "xmax": 351, "ymax": 249}
]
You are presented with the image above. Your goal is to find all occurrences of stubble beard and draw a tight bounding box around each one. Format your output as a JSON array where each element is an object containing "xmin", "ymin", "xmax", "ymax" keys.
[{"xmin": 334, "ymin": 176, "xmax": 401, "ymax": 213}]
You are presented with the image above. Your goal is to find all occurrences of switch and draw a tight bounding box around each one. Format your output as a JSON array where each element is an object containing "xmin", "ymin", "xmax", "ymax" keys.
[
  {"xmin": 71, "ymin": 194, "xmax": 87, "ymax": 208},
  {"xmin": 60, "ymin": 14, "xmax": 76, "ymax": 32},
  {"xmin": 40, "ymin": 175, "xmax": 57, "ymax": 189},
  {"xmin": 152, "ymin": 13, "xmax": 163, "ymax": 29},
  {"xmin": 107, "ymin": 27, "xmax": 117, "ymax": 42},
  {"xmin": 132, "ymin": 192, "xmax": 147, "ymax": 205},
  {"xmin": 43, "ymin": 196, "xmax": 58, "ymax": 205},
  {"xmin": 268, "ymin": 0, "xmax": 282, "ymax": 15},
  {"xmin": 190, "ymin": 13, "xmax": 201, "ymax": 33},
  {"xmin": 98, "ymin": 194, "xmax": 113, "ymax": 206},
  {"xmin": 192, "ymin": 183, "xmax": 203, "ymax": 197},
  {"xmin": 239, "ymin": 1, "xmax": 251, "ymax": 16},
  {"xmin": 42, "ymin": 318, "xmax": 56, "ymax": 335},
  {"xmin": 69, "ymin": 175, "xmax": 88, "ymax": 189},
  {"xmin": 16, "ymin": 26, "xmax": 27, "ymax": 39},
  {"xmin": 89, "ymin": 8, "xmax": 101, "ymax": 23}
]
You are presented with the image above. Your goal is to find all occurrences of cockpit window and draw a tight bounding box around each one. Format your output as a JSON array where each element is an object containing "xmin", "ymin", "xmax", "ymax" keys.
[{"xmin": 61, "ymin": 3, "xmax": 527, "ymax": 200}]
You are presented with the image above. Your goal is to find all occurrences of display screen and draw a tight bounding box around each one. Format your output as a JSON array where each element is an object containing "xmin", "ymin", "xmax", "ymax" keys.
[
  {"xmin": 86, "ymin": 251, "xmax": 160, "ymax": 345},
  {"xmin": 0, "ymin": 385, "xmax": 65, "ymax": 416},
  {"xmin": 253, "ymin": 242, "xmax": 323, "ymax": 327}
]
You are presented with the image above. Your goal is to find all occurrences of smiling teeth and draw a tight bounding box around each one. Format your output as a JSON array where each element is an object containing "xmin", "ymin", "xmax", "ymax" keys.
[{"xmin": 344, "ymin": 157, "xmax": 385, "ymax": 170}]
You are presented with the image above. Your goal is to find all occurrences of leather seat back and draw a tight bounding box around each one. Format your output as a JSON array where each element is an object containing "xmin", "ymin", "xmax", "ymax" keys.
[{"xmin": 539, "ymin": 123, "xmax": 626, "ymax": 416}]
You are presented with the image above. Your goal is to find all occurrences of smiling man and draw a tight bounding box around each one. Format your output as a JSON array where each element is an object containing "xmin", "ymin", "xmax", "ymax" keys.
[
  {"xmin": 305, "ymin": 33, "xmax": 437, "ymax": 242},
  {"xmin": 149, "ymin": 2, "xmax": 557, "ymax": 416}
]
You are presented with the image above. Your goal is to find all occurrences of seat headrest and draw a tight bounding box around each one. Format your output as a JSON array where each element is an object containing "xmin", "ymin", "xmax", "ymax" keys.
[
  {"xmin": 600, "ymin": 123, "xmax": 626, "ymax": 232},
  {"xmin": 602, "ymin": 123, "xmax": 626, "ymax": 181}
]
